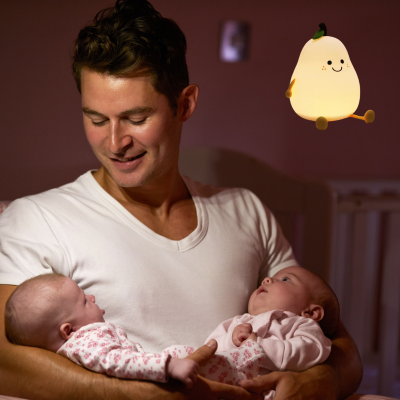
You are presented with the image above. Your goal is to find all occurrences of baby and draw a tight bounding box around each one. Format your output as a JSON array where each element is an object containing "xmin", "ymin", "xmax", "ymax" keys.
[
  {"xmin": 163, "ymin": 266, "xmax": 339, "ymax": 399},
  {"xmin": 4, "ymin": 273, "xmax": 199, "ymax": 388}
]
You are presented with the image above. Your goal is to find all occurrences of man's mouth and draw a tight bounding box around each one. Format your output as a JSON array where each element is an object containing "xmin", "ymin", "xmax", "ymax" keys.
[
  {"xmin": 111, "ymin": 152, "xmax": 146, "ymax": 163},
  {"xmin": 332, "ymin": 67, "xmax": 343, "ymax": 72}
]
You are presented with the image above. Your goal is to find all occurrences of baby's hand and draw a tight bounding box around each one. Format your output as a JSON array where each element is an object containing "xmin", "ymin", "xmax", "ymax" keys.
[
  {"xmin": 167, "ymin": 357, "xmax": 199, "ymax": 389},
  {"xmin": 239, "ymin": 332, "xmax": 257, "ymax": 347},
  {"xmin": 232, "ymin": 323, "xmax": 253, "ymax": 346}
]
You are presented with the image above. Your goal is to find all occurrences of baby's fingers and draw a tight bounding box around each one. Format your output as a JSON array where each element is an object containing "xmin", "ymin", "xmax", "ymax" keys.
[{"xmin": 183, "ymin": 372, "xmax": 198, "ymax": 389}]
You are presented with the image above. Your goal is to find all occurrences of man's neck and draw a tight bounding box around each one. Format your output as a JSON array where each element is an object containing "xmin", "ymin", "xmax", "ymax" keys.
[
  {"xmin": 93, "ymin": 166, "xmax": 190, "ymax": 216},
  {"xmin": 92, "ymin": 167, "xmax": 197, "ymax": 241}
]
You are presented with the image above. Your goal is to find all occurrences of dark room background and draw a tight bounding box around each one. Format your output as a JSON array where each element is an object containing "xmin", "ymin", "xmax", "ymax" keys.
[{"xmin": 0, "ymin": 0, "xmax": 398, "ymax": 200}]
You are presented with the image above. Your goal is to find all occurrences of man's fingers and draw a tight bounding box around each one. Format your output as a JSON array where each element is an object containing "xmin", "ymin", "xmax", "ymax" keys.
[
  {"xmin": 185, "ymin": 340, "xmax": 217, "ymax": 365},
  {"xmin": 240, "ymin": 372, "xmax": 280, "ymax": 393},
  {"xmin": 208, "ymin": 379, "xmax": 262, "ymax": 400}
]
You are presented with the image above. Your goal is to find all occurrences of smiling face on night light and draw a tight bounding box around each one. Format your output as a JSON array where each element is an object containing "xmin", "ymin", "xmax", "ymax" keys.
[{"xmin": 290, "ymin": 36, "xmax": 360, "ymax": 121}]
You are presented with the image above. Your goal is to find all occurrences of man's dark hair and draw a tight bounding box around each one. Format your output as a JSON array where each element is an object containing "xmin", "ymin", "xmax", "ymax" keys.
[{"xmin": 72, "ymin": 0, "xmax": 189, "ymax": 111}]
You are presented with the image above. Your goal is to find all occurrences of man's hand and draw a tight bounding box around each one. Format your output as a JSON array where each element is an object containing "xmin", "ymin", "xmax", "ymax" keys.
[
  {"xmin": 232, "ymin": 324, "xmax": 253, "ymax": 347},
  {"xmin": 241, "ymin": 368, "xmax": 337, "ymax": 400},
  {"xmin": 176, "ymin": 340, "xmax": 262, "ymax": 400}
]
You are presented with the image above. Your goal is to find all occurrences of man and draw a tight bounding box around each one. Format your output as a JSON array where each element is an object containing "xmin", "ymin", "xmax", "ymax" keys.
[{"xmin": 0, "ymin": 1, "xmax": 362, "ymax": 399}]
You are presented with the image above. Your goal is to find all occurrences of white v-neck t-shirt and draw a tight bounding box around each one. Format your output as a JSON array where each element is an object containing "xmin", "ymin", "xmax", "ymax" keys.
[{"xmin": 0, "ymin": 171, "xmax": 298, "ymax": 351}]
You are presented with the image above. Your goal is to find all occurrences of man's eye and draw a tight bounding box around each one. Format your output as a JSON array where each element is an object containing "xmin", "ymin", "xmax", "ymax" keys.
[
  {"xmin": 129, "ymin": 118, "xmax": 146, "ymax": 125},
  {"xmin": 91, "ymin": 120, "xmax": 106, "ymax": 126}
]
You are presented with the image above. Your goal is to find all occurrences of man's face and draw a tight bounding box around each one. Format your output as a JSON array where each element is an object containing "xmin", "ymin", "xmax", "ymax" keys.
[
  {"xmin": 248, "ymin": 266, "xmax": 317, "ymax": 316},
  {"xmin": 60, "ymin": 277, "xmax": 105, "ymax": 331},
  {"xmin": 81, "ymin": 69, "xmax": 182, "ymax": 189}
]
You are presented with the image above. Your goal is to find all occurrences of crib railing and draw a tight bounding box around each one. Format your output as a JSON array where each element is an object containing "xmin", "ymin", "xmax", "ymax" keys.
[{"xmin": 329, "ymin": 181, "xmax": 400, "ymax": 397}]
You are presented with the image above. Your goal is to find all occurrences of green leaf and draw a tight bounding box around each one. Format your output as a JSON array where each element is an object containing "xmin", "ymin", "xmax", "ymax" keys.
[{"xmin": 313, "ymin": 30, "xmax": 324, "ymax": 39}]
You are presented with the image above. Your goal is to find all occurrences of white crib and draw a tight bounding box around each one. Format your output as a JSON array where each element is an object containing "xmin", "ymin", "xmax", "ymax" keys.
[{"xmin": 329, "ymin": 180, "xmax": 400, "ymax": 397}]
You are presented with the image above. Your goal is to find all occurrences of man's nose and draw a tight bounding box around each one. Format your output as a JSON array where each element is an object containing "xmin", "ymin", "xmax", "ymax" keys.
[
  {"xmin": 109, "ymin": 120, "xmax": 132, "ymax": 154},
  {"xmin": 86, "ymin": 294, "xmax": 96, "ymax": 303}
]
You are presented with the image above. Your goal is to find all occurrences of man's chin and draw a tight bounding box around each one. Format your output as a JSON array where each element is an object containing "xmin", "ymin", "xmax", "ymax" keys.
[
  {"xmin": 107, "ymin": 173, "xmax": 146, "ymax": 189},
  {"xmin": 104, "ymin": 167, "xmax": 153, "ymax": 190}
]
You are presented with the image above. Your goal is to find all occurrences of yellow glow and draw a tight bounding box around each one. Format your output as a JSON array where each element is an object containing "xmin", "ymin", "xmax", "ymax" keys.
[{"xmin": 290, "ymin": 36, "xmax": 360, "ymax": 121}]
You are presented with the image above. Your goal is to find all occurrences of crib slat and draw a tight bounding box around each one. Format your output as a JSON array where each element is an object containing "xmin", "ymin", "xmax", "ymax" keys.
[
  {"xmin": 347, "ymin": 212, "xmax": 381, "ymax": 359},
  {"xmin": 378, "ymin": 212, "xmax": 400, "ymax": 396},
  {"xmin": 330, "ymin": 213, "xmax": 352, "ymax": 313}
]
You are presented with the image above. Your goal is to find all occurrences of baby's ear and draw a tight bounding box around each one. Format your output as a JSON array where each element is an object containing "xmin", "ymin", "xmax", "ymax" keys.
[
  {"xmin": 301, "ymin": 304, "xmax": 324, "ymax": 322},
  {"xmin": 60, "ymin": 323, "xmax": 74, "ymax": 340}
]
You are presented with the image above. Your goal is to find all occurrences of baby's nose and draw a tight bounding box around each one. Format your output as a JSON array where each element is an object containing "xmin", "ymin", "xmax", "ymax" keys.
[
  {"xmin": 86, "ymin": 294, "xmax": 96, "ymax": 303},
  {"xmin": 262, "ymin": 277, "xmax": 272, "ymax": 285}
]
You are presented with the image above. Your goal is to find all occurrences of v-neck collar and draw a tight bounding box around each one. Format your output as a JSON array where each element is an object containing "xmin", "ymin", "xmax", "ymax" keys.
[{"xmin": 81, "ymin": 171, "xmax": 208, "ymax": 252}]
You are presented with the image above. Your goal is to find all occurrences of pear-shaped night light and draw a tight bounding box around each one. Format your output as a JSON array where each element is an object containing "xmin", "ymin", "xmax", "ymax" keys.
[{"xmin": 286, "ymin": 23, "xmax": 375, "ymax": 130}]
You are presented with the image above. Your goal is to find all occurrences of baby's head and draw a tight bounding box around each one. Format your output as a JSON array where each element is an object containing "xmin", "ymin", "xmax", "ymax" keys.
[
  {"xmin": 4, "ymin": 273, "xmax": 105, "ymax": 352},
  {"xmin": 248, "ymin": 266, "xmax": 339, "ymax": 338}
]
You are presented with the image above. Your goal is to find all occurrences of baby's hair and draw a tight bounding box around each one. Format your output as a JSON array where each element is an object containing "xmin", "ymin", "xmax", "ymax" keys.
[
  {"xmin": 4, "ymin": 273, "xmax": 67, "ymax": 347},
  {"xmin": 312, "ymin": 276, "xmax": 340, "ymax": 339}
]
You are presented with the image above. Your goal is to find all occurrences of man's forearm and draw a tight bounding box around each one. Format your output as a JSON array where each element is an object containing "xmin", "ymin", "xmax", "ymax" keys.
[
  {"xmin": 325, "ymin": 320, "xmax": 363, "ymax": 399},
  {"xmin": 0, "ymin": 342, "xmax": 169, "ymax": 400},
  {"xmin": 297, "ymin": 320, "xmax": 363, "ymax": 400},
  {"xmin": 0, "ymin": 343, "xmax": 259, "ymax": 400}
]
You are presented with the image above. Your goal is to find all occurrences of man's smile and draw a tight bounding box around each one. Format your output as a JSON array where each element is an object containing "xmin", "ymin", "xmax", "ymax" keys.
[{"xmin": 110, "ymin": 151, "xmax": 147, "ymax": 162}]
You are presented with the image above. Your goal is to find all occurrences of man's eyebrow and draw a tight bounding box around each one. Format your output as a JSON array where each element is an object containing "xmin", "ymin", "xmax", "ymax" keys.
[
  {"xmin": 82, "ymin": 107, "xmax": 105, "ymax": 117},
  {"xmin": 119, "ymin": 106, "xmax": 154, "ymax": 115},
  {"xmin": 82, "ymin": 106, "xmax": 154, "ymax": 117}
]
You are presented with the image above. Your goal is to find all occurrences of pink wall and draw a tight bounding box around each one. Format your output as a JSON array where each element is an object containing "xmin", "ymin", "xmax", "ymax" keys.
[{"xmin": 0, "ymin": 0, "xmax": 398, "ymax": 199}]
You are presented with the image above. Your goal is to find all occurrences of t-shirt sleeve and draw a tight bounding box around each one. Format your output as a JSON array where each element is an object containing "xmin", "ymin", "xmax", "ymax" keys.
[
  {"xmin": 0, "ymin": 198, "xmax": 69, "ymax": 285},
  {"xmin": 257, "ymin": 201, "xmax": 299, "ymax": 282}
]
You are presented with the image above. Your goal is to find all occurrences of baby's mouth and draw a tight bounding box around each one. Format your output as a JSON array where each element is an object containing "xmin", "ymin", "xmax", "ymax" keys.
[
  {"xmin": 257, "ymin": 286, "xmax": 267, "ymax": 295},
  {"xmin": 332, "ymin": 67, "xmax": 343, "ymax": 72}
]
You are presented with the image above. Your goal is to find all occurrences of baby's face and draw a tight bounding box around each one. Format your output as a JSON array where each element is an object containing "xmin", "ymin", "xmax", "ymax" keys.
[
  {"xmin": 60, "ymin": 277, "xmax": 105, "ymax": 331},
  {"xmin": 248, "ymin": 266, "xmax": 317, "ymax": 316}
]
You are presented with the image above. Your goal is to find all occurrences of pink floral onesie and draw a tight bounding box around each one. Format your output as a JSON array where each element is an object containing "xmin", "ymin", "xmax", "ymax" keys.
[{"xmin": 57, "ymin": 322, "xmax": 170, "ymax": 382}]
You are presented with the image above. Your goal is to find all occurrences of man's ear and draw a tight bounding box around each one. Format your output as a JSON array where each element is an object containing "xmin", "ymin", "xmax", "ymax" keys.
[
  {"xmin": 178, "ymin": 84, "xmax": 199, "ymax": 122},
  {"xmin": 301, "ymin": 304, "xmax": 324, "ymax": 322},
  {"xmin": 60, "ymin": 323, "xmax": 74, "ymax": 341}
]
